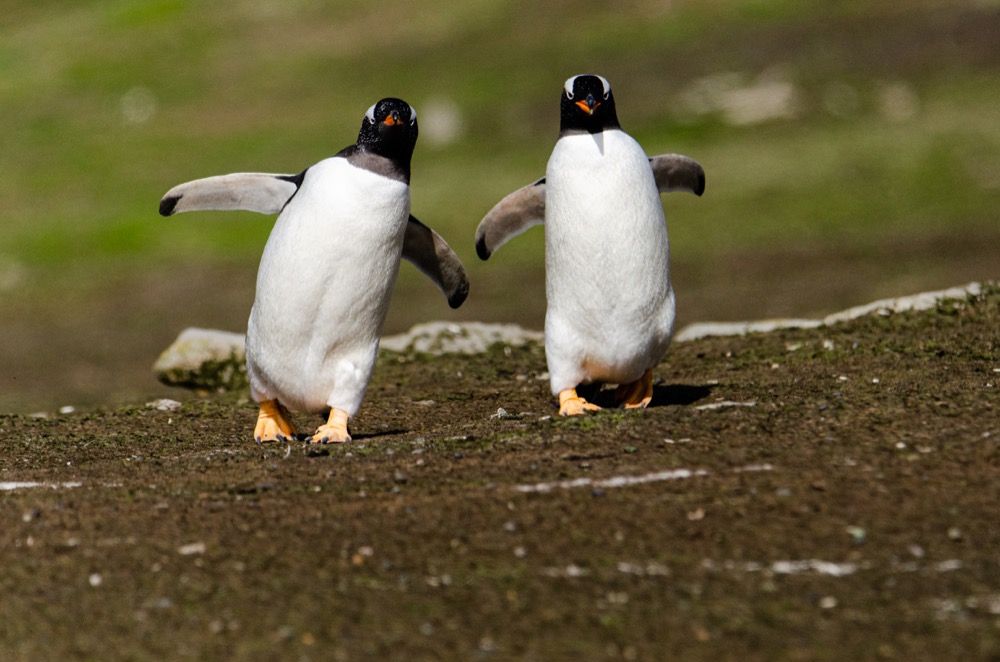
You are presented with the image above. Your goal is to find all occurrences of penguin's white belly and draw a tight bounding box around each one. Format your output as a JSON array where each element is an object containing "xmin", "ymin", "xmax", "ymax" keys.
[
  {"xmin": 544, "ymin": 131, "xmax": 675, "ymax": 393},
  {"xmin": 246, "ymin": 157, "xmax": 410, "ymax": 414}
]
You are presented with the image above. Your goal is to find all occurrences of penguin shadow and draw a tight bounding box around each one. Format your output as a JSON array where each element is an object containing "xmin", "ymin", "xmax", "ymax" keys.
[
  {"xmin": 579, "ymin": 382, "xmax": 714, "ymax": 410},
  {"xmin": 299, "ymin": 417, "xmax": 409, "ymax": 457},
  {"xmin": 351, "ymin": 429, "xmax": 409, "ymax": 441},
  {"xmin": 649, "ymin": 383, "xmax": 714, "ymax": 408}
]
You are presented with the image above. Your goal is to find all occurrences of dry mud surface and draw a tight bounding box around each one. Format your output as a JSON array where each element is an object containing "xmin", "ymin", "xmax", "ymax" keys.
[{"xmin": 1, "ymin": 285, "xmax": 998, "ymax": 660}]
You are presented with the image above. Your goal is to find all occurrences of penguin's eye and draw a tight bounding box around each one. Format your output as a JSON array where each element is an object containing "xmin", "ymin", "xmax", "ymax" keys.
[
  {"xmin": 365, "ymin": 102, "xmax": 378, "ymax": 125},
  {"xmin": 408, "ymin": 106, "xmax": 417, "ymax": 125},
  {"xmin": 604, "ymin": 92, "xmax": 610, "ymax": 100}
]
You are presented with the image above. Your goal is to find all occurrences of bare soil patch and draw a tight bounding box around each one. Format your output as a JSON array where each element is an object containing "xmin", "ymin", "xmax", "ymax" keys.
[{"xmin": 1, "ymin": 285, "xmax": 997, "ymax": 660}]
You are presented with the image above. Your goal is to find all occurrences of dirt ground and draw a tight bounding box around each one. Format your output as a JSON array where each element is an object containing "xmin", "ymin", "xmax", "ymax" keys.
[{"xmin": 1, "ymin": 284, "xmax": 998, "ymax": 660}]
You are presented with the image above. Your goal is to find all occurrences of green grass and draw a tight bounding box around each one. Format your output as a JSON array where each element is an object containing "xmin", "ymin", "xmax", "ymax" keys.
[
  {"xmin": 3, "ymin": 0, "xmax": 997, "ymax": 269},
  {"xmin": 0, "ymin": 0, "xmax": 998, "ymax": 411}
]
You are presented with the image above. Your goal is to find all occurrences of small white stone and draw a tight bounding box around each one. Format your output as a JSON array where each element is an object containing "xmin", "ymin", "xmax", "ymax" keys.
[{"xmin": 147, "ymin": 399, "xmax": 182, "ymax": 412}]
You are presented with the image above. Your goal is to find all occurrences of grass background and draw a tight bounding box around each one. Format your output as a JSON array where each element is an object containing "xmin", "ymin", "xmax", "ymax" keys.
[{"xmin": 1, "ymin": 0, "xmax": 998, "ymax": 412}]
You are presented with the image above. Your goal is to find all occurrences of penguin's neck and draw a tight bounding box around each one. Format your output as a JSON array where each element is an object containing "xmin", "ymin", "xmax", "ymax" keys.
[
  {"xmin": 340, "ymin": 144, "xmax": 411, "ymax": 184},
  {"xmin": 559, "ymin": 127, "xmax": 627, "ymax": 157},
  {"xmin": 559, "ymin": 105, "xmax": 622, "ymax": 136}
]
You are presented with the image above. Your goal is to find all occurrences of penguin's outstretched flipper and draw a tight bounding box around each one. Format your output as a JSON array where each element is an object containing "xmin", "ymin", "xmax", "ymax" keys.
[
  {"xmin": 648, "ymin": 155, "xmax": 706, "ymax": 196},
  {"xmin": 159, "ymin": 172, "xmax": 305, "ymax": 217},
  {"xmin": 402, "ymin": 215, "xmax": 470, "ymax": 309},
  {"xmin": 474, "ymin": 178, "xmax": 546, "ymax": 260}
]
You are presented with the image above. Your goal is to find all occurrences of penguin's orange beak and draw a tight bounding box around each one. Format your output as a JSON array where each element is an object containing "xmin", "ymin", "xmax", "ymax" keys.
[
  {"xmin": 575, "ymin": 98, "xmax": 600, "ymax": 115},
  {"xmin": 383, "ymin": 111, "xmax": 400, "ymax": 126}
]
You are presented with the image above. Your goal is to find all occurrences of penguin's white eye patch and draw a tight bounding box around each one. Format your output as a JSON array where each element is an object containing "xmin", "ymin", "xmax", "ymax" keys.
[
  {"xmin": 564, "ymin": 74, "xmax": 611, "ymax": 100},
  {"xmin": 596, "ymin": 75, "xmax": 611, "ymax": 97},
  {"xmin": 365, "ymin": 103, "xmax": 377, "ymax": 124},
  {"xmin": 563, "ymin": 76, "xmax": 577, "ymax": 99},
  {"xmin": 408, "ymin": 106, "xmax": 417, "ymax": 124}
]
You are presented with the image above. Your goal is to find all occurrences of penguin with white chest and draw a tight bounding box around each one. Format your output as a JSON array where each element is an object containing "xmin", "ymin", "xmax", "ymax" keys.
[
  {"xmin": 475, "ymin": 75, "xmax": 705, "ymax": 416},
  {"xmin": 160, "ymin": 98, "xmax": 469, "ymax": 442}
]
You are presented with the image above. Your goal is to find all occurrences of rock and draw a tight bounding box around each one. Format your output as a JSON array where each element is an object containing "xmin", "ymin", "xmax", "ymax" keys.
[
  {"xmin": 153, "ymin": 328, "xmax": 247, "ymax": 392},
  {"xmin": 380, "ymin": 321, "xmax": 543, "ymax": 355},
  {"xmin": 676, "ymin": 281, "xmax": 984, "ymax": 341},
  {"xmin": 146, "ymin": 398, "xmax": 183, "ymax": 412},
  {"xmin": 152, "ymin": 282, "xmax": 989, "ymax": 392}
]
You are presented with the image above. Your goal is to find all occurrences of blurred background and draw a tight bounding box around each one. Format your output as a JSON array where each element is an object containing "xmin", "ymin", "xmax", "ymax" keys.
[{"xmin": 1, "ymin": 0, "xmax": 997, "ymax": 413}]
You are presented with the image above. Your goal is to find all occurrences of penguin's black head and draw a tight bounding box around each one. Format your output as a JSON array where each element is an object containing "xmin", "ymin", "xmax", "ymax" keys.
[
  {"xmin": 357, "ymin": 97, "xmax": 419, "ymax": 163},
  {"xmin": 560, "ymin": 74, "xmax": 621, "ymax": 135}
]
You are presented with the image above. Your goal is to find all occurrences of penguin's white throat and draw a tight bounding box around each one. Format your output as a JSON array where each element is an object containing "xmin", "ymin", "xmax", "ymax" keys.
[{"xmin": 590, "ymin": 131, "xmax": 605, "ymax": 155}]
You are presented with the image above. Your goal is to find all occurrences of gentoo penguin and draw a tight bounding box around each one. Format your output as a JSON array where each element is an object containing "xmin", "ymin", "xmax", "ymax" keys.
[
  {"xmin": 475, "ymin": 75, "xmax": 704, "ymax": 416},
  {"xmin": 160, "ymin": 98, "xmax": 469, "ymax": 443}
]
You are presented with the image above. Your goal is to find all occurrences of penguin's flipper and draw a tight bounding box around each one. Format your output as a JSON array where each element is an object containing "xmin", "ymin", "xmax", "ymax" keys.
[
  {"xmin": 474, "ymin": 178, "xmax": 546, "ymax": 260},
  {"xmin": 649, "ymin": 155, "xmax": 706, "ymax": 196},
  {"xmin": 402, "ymin": 215, "xmax": 470, "ymax": 309},
  {"xmin": 159, "ymin": 172, "xmax": 305, "ymax": 216}
]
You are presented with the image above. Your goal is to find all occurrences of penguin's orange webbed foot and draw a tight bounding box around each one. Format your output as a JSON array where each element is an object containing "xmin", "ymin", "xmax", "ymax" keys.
[
  {"xmin": 310, "ymin": 408, "xmax": 351, "ymax": 444},
  {"xmin": 616, "ymin": 369, "xmax": 654, "ymax": 409},
  {"xmin": 254, "ymin": 400, "xmax": 297, "ymax": 443},
  {"xmin": 558, "ymin": 388, "xmax": 601, "ymax": 416}
]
